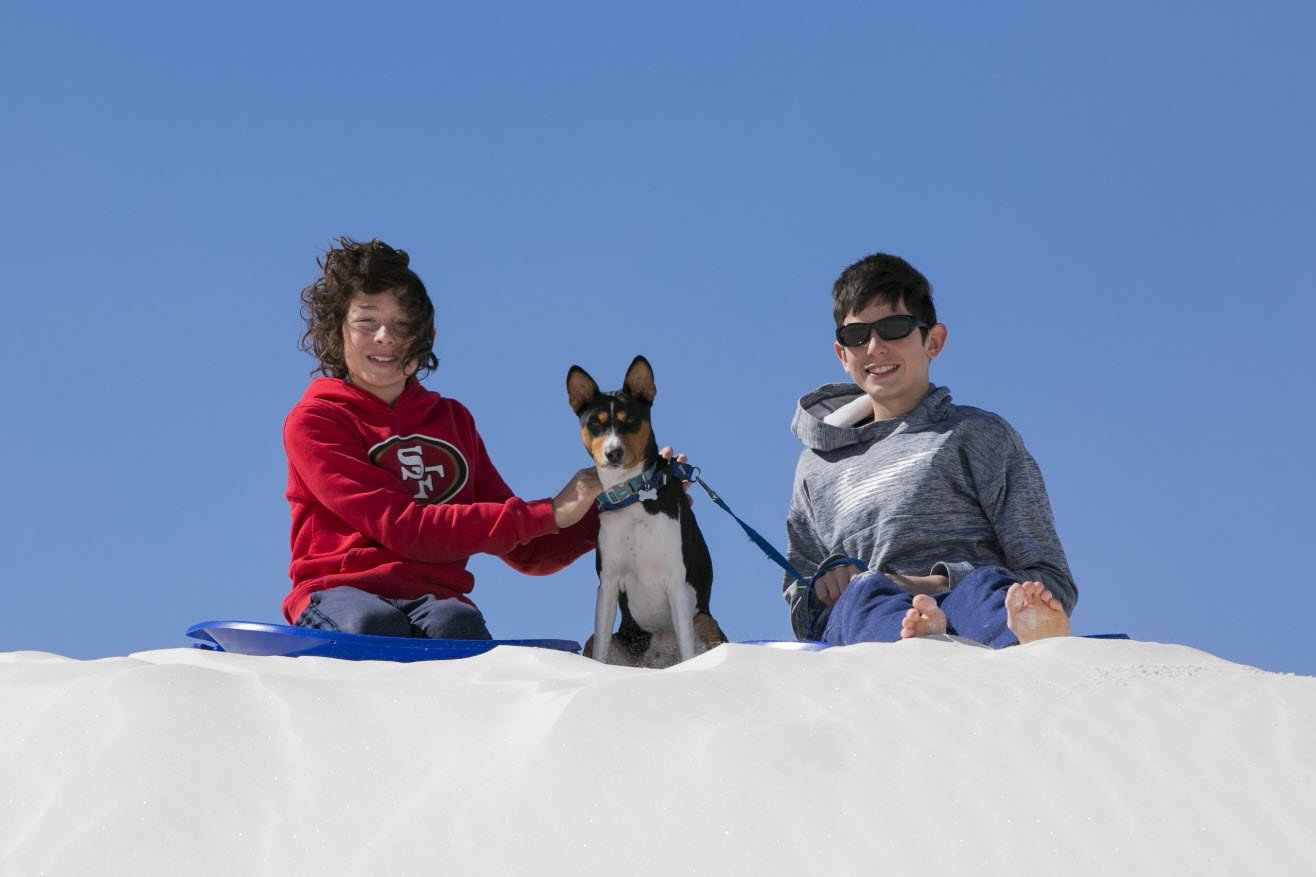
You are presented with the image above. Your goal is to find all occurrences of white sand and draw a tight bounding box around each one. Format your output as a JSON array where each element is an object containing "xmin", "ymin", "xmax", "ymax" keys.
[{"xmin": 2, "ymin": 639, "xmax": 1314, "ymax": 876}]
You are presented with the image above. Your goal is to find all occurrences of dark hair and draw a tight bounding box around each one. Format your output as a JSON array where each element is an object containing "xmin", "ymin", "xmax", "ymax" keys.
[
  {"xmin": 299, "ymin": 237, "xmax": 439, "ymax": 380},
  {"xmin": 831, "ymin": 253, "xmax": 937, "ymax": 334}
]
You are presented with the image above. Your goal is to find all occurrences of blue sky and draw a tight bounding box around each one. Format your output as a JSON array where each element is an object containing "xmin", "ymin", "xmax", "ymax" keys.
[{"xmin": 2, "ymin": 2, "xmax": 1312, "ymax": 675}]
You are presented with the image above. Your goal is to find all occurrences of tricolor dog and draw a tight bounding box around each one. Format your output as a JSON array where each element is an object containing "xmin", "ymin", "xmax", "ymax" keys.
[{"xmin": 566, "ymin": 356, "xmax": 725, "ymax": 667}]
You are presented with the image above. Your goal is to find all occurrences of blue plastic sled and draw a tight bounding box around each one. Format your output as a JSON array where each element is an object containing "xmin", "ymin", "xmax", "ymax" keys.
[
  {"xmin": 187, "ymin": 620, "xmax": 582, "ymax": 662},
  {"xmin": 186, "ymin": 621, "xmax": 1126, "ymax": 663}
]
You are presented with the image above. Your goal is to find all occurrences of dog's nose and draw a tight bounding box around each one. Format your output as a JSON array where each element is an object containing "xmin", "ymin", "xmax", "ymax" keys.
[{"xmin": 605, "ymin": 446, "xmax": 625, "ymax": 464}]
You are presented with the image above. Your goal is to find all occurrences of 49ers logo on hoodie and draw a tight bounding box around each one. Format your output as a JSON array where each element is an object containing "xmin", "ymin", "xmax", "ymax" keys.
[{"xmin": 368, "ymin": 434, "xmax": 469, "ymax": 505}]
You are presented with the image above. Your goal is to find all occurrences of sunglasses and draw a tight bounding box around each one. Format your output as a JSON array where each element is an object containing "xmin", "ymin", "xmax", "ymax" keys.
[{"xmin": 834, "ymin": 315, "xmax": 929, "ymax": 348}]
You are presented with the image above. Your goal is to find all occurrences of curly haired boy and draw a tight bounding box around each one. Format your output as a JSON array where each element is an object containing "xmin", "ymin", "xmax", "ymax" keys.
[{"xmin": 282, "ymin": 237, "xmax": 602, "ymax": 639}]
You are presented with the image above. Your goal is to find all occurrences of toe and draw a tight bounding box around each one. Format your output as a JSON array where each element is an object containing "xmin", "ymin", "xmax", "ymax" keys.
[{"xmin": 1005, "ymin": 582, "xmax": 1024, "ymax": 610}]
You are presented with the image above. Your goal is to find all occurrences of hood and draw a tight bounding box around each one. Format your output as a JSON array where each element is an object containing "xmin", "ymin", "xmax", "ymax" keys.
[{"xmin": 791, "ymin": 383, "xmax": 952, "ymax": 452}]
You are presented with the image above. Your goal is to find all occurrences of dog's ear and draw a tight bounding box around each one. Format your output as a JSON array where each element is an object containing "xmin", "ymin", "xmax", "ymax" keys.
[
  {"xmin": 622, "ymin": 355, "xmax": 656, "ymax": 404},
  {"xmin": 567, "ymin": 366, "xmax": 600, "ymax": 415}
]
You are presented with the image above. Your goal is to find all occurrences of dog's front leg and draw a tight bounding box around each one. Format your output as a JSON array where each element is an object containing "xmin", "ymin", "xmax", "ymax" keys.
[
  {"xmin": 592, "ymin": 575, "xmax": 621, "ymax": 663},
  {"xmin": 667, "ymin": 580, "xmax": 698, "ymax": 663}
]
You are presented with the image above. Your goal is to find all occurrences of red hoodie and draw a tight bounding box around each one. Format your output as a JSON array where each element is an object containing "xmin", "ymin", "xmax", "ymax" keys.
[{"xmin": 282, "ymin": 377, "xmax": 597, "ymax": 624}]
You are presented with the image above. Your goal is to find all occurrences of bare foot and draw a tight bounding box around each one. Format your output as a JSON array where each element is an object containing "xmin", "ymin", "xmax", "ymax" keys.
[
  {"xmin": 1005, "ymin": 581, "xmax": 1071, "ymax": 644},
  {"xmin": 900, "ymin": 594, "xmax": 948, "ymax": 639}
]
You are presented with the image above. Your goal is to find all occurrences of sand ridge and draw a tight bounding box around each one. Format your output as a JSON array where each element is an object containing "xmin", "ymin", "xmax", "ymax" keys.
[{"xmin": 1, "ymin": 639, "xmax": 1313, "ymax": 875}]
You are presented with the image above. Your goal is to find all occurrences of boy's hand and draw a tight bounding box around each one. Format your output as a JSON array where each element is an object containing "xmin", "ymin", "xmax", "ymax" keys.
[
  {"xmin": 884, "ymin": 572, "xmax": 950, "ymax": 595},
  {"xmin": 552, "ymin": 467, "xmax": 603, "ymax": 528},
  {"xmin": 814, "ymin": 563, "xmax": 862, "ymax": 605}
]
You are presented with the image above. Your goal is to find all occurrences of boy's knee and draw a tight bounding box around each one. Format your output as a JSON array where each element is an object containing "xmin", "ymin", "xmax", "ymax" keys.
[
  {"xmin": 822, "ymin": 572, "xmax": 916, "ymax": 645},
  {"xmin": 411, "ymin": 598, "xmax": 492, "ymax": 641},
  {"xmin": 299, "ymin": 587, "xmax": 412, "ymax": 638}
]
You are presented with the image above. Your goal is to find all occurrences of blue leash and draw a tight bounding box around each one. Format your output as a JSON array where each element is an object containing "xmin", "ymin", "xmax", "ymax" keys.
[{"xmin": 667, "ymin": 460, "xmax": 867, "ymax": 591}]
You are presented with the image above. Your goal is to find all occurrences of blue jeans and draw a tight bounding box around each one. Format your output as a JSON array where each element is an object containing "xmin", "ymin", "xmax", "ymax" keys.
[
  {"xmin": 822, "ymin": 566, "xmax": 1019, "ymax": 648},
  {"xmin": 296, "ymin": 586, "xmax": 492, "ymax": 640}
]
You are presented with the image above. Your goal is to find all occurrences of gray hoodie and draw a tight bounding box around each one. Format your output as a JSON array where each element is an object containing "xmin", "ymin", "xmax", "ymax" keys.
[{"xmin": 784, "ymin": 383, "xmax": 1076, "ymax": 639}]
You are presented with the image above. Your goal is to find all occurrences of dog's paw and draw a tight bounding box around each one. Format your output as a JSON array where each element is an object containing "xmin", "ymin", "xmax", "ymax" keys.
[
  {"xmin": 694, "ymin": 612, "xmax": 727, "ymax": 649},
  {"xmin": 582, "ymin": 634, "xmax": 646, "ymax": 667}
]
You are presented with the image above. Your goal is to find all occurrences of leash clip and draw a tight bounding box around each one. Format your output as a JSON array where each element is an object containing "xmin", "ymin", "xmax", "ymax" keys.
[
  {"xmin": 694, "ymin": 475, "xmax": 720, "ymax": 503},
  {"xmin": 669, "ymin": 459, "xmax": 722, "ymax": 502}
]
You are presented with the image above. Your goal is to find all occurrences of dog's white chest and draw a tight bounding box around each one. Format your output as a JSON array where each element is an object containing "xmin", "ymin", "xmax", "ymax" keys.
[{"xmin": 596, "ymin": 505, "xmax": 689, "ymax": 631}]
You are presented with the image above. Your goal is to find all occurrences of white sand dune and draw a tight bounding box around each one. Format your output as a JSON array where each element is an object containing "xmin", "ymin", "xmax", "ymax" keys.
[{"xmin": 2, "ymin": 639, "xmax": 1314, "ymax": 876}]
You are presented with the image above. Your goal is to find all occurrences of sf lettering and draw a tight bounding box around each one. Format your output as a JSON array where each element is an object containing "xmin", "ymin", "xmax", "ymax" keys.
[{"xmin": 397, "ymin": 445, "xmax": 447, "ymax": 501}]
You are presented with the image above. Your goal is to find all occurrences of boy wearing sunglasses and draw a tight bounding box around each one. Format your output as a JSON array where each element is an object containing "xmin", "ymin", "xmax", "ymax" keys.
[
  {"xmin": 783, "ymin": 252, "xmax": 1076, "ymax": 647},
  {"xmin": 281, "ymin": 237, "xmax": 604, "ymax": 639}
]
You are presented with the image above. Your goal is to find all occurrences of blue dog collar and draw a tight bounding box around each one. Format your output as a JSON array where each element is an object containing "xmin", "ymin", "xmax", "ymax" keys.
[{"xmin": 596, "ymin": 462, "xmax": 666, "ymax": 512}]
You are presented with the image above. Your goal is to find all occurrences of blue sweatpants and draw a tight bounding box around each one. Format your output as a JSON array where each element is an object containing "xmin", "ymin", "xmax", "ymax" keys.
[
  {"xmin": 822, "ymin": 566, "xmax": 1019, "ymax": 648},
  {"xmin": 295, "ymin": 586, "xmax": 493, "ymax": 640}
]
